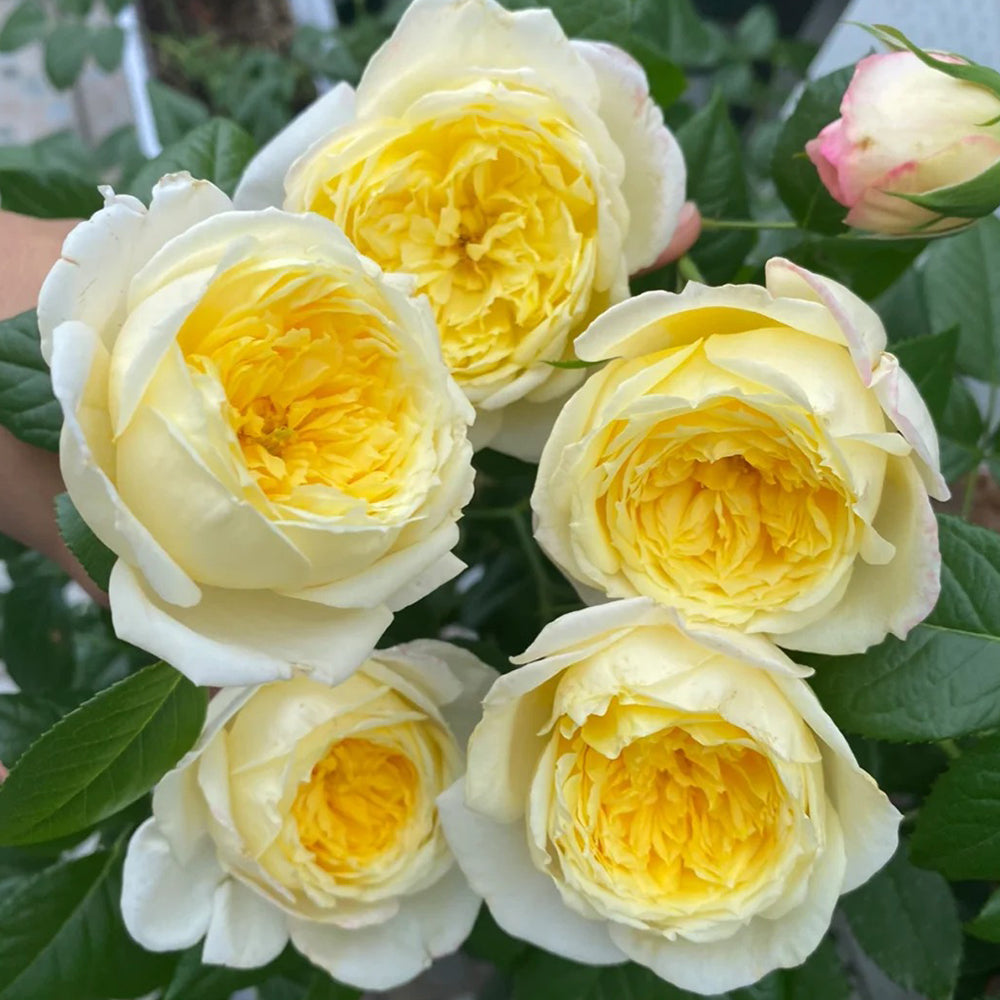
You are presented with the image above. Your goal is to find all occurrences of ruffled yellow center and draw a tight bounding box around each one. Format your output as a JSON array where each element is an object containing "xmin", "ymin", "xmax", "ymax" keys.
[
  {"xmin": 598, "ymin": 395, "xmax": 857, "ymax": 621},
  {"xmin": 178, "ymin": 259, "xmax": 418, "ymax": 512},
  {"xmin": 292, "ymin": 737, "xmax": 419, "ymax": 874},
  {"xmin": 291, "ymin": 94, "xmax": 600, "ymax": 397},
  {"xmin": 553, "ymin": 712, "xmax": 791, "ymax": 915}
]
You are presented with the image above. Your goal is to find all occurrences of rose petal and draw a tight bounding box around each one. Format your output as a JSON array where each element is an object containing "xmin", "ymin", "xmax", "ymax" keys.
[{"xmin": 202, "ymin": 878, "xmax": 289, "ymax": 968}]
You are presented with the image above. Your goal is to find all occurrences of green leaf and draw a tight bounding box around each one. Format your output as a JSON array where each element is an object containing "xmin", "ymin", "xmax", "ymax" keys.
[
  {"xmin": 676, "ymin": 91, "xmax": 754, "ymax": 283},
  {"xmin": 147, "ymin": 79, "xmax": 210, "ymax": 147},
  {"xmin": 631, "ymin": 0, "xmax": 728, "ymax": 69},
  {"xmin": 0, "ymin": 844, "xmax": 174, "ymax": 1000},
  {"xmin": 0, "ymin": 310, "xmax": 61, "ymax": 451},
  {"xmin": 808, "ymin": 515, "xmax": 1000, "ymax": 742},
  {"xmin": 938, "ymin": 378, "xmax": 985, "ymax": 482},
  {"xmin": 734, "ymin": 5, "xmax": 778, "ymax": 60},
  {"xmin": 0, "ymin": 167, "xmax": 100, "ymax": 219},
  {"xmin": 634, "ymin": 47, "xmax": 687, "ymax": 111},
  {"xmin": 924, "ymin": 216, "xmax": 1000, "ymax": 380},
  {"xmin": 912, "ymin": 733, "xmax": 1000, "ymax": 878},
  {"xmin": 968, "ymin": 887, "xmax": 1000, "ymax": 942},
  {"xmin": 772, "ymin": 66, "xmax": 853, "ymax": 235},
  {"xmin": 892, "ymin": 326, "xmax": 959, "ymax": 421},
  {"xmin": 0, "ymin": 696, "xmax": 64, "ymax": 769},
  {"xmin": 162, "ymin": 947, "xmax": 268, "ymax": 1000},
  {"xmin": 841, "ymin": 845, "xmax": 962, "ymax": 1000},
  {"xmin": 893, "ymin": 157, "xmax": 1000, "ymax": 220},
  {"xmin": 43, "ymin": 23, "xmax": 89, "ymax": 89},
  {"xmin": 54, "ymin": 493, "xmax": 115, "ymax": 591},
  {"xmin": 57, "ymin": 0, "xmax": 93, "ymax": 14},
  {"xmin": 1, "ymin": 573, "xmax": 76, "ymax": 696},
  {"xmin": 543, "ymin": 357, "xmax": 605, "ymax": 369},
  {"xmin": 464, "ymin": 907, "xmax": 530, "ymax": 972},
  {"xmin": 126, "ymin": 118, "xmax": 256, "ymax": 202},
  {"xmin": 0, "ymin": 662, "xmax": 206, "ymax": 846},
  {"xmin": 782, "ymin": 236, "xmax": 924, "ymax": 301},
  {"xmin": 89, "ymin": 24, "xmax": 122, "ymax": 72},
  {"xmin": 0, "ymin": 1, "xmax": 46, "ymax": 52}
]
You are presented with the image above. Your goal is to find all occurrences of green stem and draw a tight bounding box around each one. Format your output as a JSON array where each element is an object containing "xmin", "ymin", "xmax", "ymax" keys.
[
  {"xmin": 700, "ymin": 218, "xmax": 798, "ymax": 231},
  {"xmin": 510, "ymin": 508, "xmax": 555, "ymax": 626},
  {"xmin": 939, "ymin": 738, "xmax": 962, "ymax": 761},
  {"xmin": 677, "ymin": 254, "xmax": 706, "ymax": 285}
]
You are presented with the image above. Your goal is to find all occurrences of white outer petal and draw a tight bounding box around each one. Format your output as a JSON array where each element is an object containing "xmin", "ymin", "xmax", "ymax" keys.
[
  {"xmin": 109, "ymin": 561, "xmax": 391, "ymax": 687},
  {"xmin": 234, "ymin": 82, "xmax": 357, "ymax": 210},
  {"xmin": 437, "ymin": 781, "xmax": 627, "ymax": 965},
  {"xmin": 288, "ymin": 867, "xmax": 480, "ymax": 991},
  {"xmin": 37, "ymin": 175, "xmax": 232, "ymax": 363},
  {"xmin": 354, "ymin": 0, "xmax": 600, "ymax": 119},
  {"xmin": 481, "ymin": 390, "xmax": 575, "ymax": 463},
  {"xmin": 202, "ymin": 879, "xmax": 289, "ymax": 969},
  {"xmin": 573, "ymin": 41, "xmax": 686, "ymax": 273},
  {"xmin": 121, "ymin": 818, "xmax": 222, "ymax": 952}
]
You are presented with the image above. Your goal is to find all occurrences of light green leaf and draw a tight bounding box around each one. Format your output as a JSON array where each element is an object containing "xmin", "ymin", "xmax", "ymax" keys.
[
  {"xmin": 968, "ymin": 887, "xmax": 1000, "ymax": 942},
  {"xmin": 734, "ymin": 5, "xmax": 777, "ymax": 60},
  {"xmin": 0, "ymin": 1, "xmax": 46, "ymax": 53},
  {"xmin": 43, "ymin": 23, "xmax": 89, "ymax": 89},
  {"xmin": 924, "ymin": 216, "xmax": 1000, "ymax": 380},
  {"xmin": 911, "ymin": 733, "xmax": 1000, "ymax": 878},
  {"xmin": 771, "ymin": 66, "xmax": 853, "ymax": 235},
  {"xmin": 0, "ymin": 844, "xmax": 174, "ymax": 1000},
  {"xmin": 126, "ymin": 118, "xmax": 256, "ymax": 202},
  {"xmin": 892, "ymin": 326, "xmax": 959, "ymax": 421},
  {"xmin": 807, "ymin": 515, "xmax": 1000, "ymax": 742},
  {"xmin": 0, "ymin": 662, "xmax": 206, "ymax": 846},
  {"xmin": 841, "ymin": 845, "xmax": 962, "ymax": 1000},
  {"xmin": 54, "ymin": 493, "xmax": 115, "ymax": 592},
  {"xmin": 676, "ymin": 91, "xmax": 754, "ymax": 283},
  {"xmin": 0, "ymin": 310, "xmax": 61, "ymax": 451},
  {"xmin": 89, "ymin": 24, "xmax": 122, "ymax": 72},
  {"xmin": 147, "ymin": 79, "xmax": 210, "ymax": 147}
]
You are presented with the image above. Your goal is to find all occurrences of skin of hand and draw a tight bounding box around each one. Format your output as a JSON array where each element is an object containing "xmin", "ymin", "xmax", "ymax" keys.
[{"xmin": 0, "ymin": 211, "xmax": 106, "ymax": 602}]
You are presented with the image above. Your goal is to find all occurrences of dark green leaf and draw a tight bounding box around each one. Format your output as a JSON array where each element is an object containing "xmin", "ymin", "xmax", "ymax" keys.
[
  {"xmin": 841, "ymin": 845, "xmax": 962, "ymax": 1000},
  {"xmin": 163, "ymin": 947, "xmax": 269, "ymax": 1000},
  {"xmin": 0, "ymin": 696, "xmax": 64, "ymax": 769},
  {"xmin": 43, "ymin": 23, "xmax": 89, "ymax": 89},
  {"xmin": 912, "ymin": 733, "xmax": 1000, "ymax": 878},
  {"xmin": 677, "ymin": 91, "xmax": 754, "ymax": 283},
  {"xmin": 0, "ymin": 310, "xmax": 61, "ymax": 450},
  {"xmin": 894, "ymin": 157, "xmax": 1000, "ymax": 220},
  {"xmin": 634, "ymin": 48, "xmax": 686, "ymax": 110},
  {"xmin": 54, "ymin": 493, "xmax": 115, "ymax": 592},
  {"xmin": 782, "ymin": 236, "xmax": 924, "ymax": 301},
  {"xmin": 924, "ymin": 216, "xmax": 1000, "ymax": 380},
  {"xmin": 632, "ymin": 0, "xmax": 728, "ymax": 69},
  {"xmin": 0, "ymin": 1, "xmax": 46, "ymax": 52},
  {"xmin": 147, "ymin": 79, "xmax": 210, "ymax": 147},
  {"xmin": 968, "ymin": 888, "xmax": 1000, "ymax": 942},
  {"xmin": 464, "ymin": 907, "xmax": 530, "ymax": 972},
  {"xmin": 127, "ymin": 118, "xmax": 256, "ymax": 202},
  {"xmin": 1, "ymin": 574, "xmax": 76, "ymax": 696},
  {"xmin": 771, "ymin": 66, "xmax": 853, "ymax": 235},
  {"xmin": 808, "ymin": 515, "xmax": 1000, "ymax": 742},
  {"xmin": 89, "ymin": 24, "xmax": 122, "ymax": 72},
  {"xmin": 0, "ymin": 844, "xmax": 174, "ymax": 1000},
  {"xmin": 0, "ymin": 167, "xmax": 99, "ymax": 219},
  {"xmin": 892, "ymin": 326, "xmax": 959, "ymax": 421},
  {"xmin": 938, "ymin": 378, "xmax": 985, "ymax": 482},
  {"xmin": 0, "ymin": 662, "xmax": 206, "ymax": 846}
]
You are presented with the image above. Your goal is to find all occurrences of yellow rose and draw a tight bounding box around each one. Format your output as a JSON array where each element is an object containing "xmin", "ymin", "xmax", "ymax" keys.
[
  {"xmin": 438, "ymin": 599, "xmax": 900, "ymax": 993},
  {"xmin": 234, "ymin": 0, "xmax": 686, "ymax": 459},
  {"xmin": 531, "ymin": 258, "xmax": 948, "ymax": 654},
  {"xmin": 38, "ymin": 174, "xmax": 474, "ymax": 686},
  {"xmin": 121, "ymin": 641, "xmax": 496, "ymax": 991}
]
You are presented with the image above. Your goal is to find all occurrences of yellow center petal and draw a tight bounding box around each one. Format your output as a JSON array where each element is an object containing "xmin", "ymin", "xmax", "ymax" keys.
[
  {"xmin": 178, "ymin": 258, "xmax": 420, "ymax": 516},
  {"xmin": 287, "ymin": 88, "xmax": 606, "ymax": 401},
  {"xmin": 291, "ymin": 737, "xmax": 419, "ymax": 875}
]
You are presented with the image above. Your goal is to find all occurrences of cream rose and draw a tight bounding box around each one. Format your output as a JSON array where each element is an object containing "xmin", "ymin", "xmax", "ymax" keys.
[
  {"xmin": 438, "ymin": 599, "xmax": 900, "ymax": 994},
  {"xmin": 531, "ymin": 258, "xmax": 948, "ymax": 655},
  {"xmin": 121, "ymin": 640, "xmax": 496, "ymax": 991},
  {"xmin": 233, "ymin": 0, "xmax": 686, "ymax": 460},
  {"xmin": 38, "ymin": 173, "xmax": 474, "ymax": 687},
  {"xmin": 807, "ymin": 50, "xmax": 1000, "ymax": 235}
]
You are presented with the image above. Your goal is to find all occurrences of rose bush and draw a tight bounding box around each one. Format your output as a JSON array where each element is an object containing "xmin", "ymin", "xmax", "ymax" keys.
[
  {"xmin": 806, "ymin": 49, "xmax": 1000, "ymax": 235},
  {"xmin": 38, "ymin": 173, "xmax": 474, "ymax": 686},
  {"xmin": 439, "ymin": 599, "xmax": 900, "ymax": 994},
  {"xmin": 121, "ymin": 640, "xmax": 496, "ymax": 992},
  {"xmin": 233, "ymin": 0, "xmax": 687, "ymax": 459},
  {"xmin": 532, "ymin": 257, "xmax": 948, "ymax": 654}
]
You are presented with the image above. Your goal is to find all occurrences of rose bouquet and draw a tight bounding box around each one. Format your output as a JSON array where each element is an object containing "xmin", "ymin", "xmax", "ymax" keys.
[{"xmin": 0, "ymin": 2, "xmax": 998, "ymax": 1000}]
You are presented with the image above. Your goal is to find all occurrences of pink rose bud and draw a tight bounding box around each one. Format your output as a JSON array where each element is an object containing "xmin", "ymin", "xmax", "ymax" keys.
[{"xmin": 807, "ymin": 50, "xmax": 1000, "ymax": 235}]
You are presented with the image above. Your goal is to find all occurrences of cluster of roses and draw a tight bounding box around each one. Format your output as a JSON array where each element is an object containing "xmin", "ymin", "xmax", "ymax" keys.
[{"xmin": 36, "ymin": 0, "xmax": 996, "ymax": 994}]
